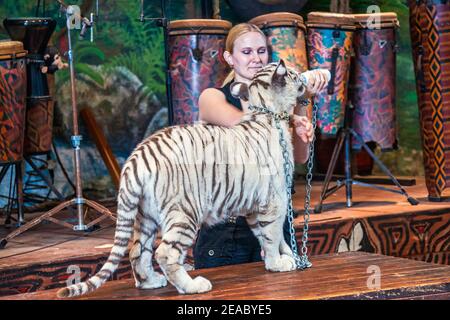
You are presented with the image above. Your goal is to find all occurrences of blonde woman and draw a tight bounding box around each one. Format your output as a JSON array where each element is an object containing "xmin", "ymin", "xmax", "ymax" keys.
[{"xmin": 194, "ymin": 23, "xmax": 328, "ymax": 269}]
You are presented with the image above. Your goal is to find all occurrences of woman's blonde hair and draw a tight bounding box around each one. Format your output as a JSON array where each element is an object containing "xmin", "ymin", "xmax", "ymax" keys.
[{"xmin": 222, "ymin": 23, "xmax": 267, "ymax": 87}]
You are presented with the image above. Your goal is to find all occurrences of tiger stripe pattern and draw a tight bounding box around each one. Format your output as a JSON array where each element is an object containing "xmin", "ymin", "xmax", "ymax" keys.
[{"xmin": 57, "ymin": 60, "xmax": 310, "ymax": 298}]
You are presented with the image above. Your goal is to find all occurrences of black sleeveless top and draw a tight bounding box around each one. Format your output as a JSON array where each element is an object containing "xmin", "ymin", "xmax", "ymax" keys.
[{"xmin": 218, "ymin": 81, "xmax": 242, "ymax": 111}]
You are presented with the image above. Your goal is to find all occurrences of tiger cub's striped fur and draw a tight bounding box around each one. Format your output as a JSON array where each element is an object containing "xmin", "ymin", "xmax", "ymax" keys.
[{"xmin": 57, "ymin": 60, "xmax": 308, "ymax": 298}]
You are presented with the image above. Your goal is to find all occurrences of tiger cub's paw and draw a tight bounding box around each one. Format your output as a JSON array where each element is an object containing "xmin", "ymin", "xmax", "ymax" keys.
[
  {"xmin": 266, "ymin": 254, "xmax": 297, "ymax": 272},
  {"xmin": 182, "ymin": 276, "xmax": 212, "ymax": 294},
  {"xmin": 137, "ymin": 272, "xmax": 168, "ymax": 290}
]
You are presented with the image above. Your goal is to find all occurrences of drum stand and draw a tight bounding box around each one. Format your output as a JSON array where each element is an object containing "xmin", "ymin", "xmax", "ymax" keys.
[
  {"xmin": 314, "ymin": 103, "xmax": 419, "ymax": 213},
  {"xmin": 23, "ymin": 153, "xmax": 67, "ymax": 202},
  {"xmin": 0, "ymin": 6, "xmax": 116, "ymax": 249},
  {"xmin": 0, "ymin": 162, "xmax": 24, "ymax": 226}
]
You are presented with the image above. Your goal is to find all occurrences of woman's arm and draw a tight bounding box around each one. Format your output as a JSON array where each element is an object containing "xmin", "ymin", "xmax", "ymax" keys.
[
  {"xmin": 198, "ymin": 88, "xmax": 243, "ymax": 127},
  {"xmin": 199, "ymin": 88, "xmax": 314, "ymax": 163},
  {"xmin": 292, "ymin": 114, "xmax": 313, "ymax": 164},
  {"xmin": 292, "ymin": 69, "xmax": 330, "ymax": 163}
]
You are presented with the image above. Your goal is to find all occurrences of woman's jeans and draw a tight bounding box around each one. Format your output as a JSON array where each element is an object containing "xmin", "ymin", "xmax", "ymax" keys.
[{"xmin": 193, "ymin": 216, "xmax": 295, "ymax": 269}]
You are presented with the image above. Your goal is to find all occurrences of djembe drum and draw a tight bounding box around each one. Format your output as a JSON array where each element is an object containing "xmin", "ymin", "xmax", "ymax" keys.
[
  {"xmin": 306, "ymin": 12, "xmax": 355, "ymax": 174},
  {"xmin": 168, "ymin": 19, "xmax": 232, "ymax": 125},
  {"xmin": 249, "ymin": 12, "xmax": 310, "ymax": 164},
  {"xmin": 0, "ymin": 41, "xmax": 27, "ymax": 164},
  {"xmin": 350, "ymin": 13, "xmax": 399, "ymax": 151},
  {"xmin": 409, "ymin": 1, "xmax": 450, "ymax": 200},
  {"xmin": 3, "ymin": 18, "xmax": 56, "ymax": 155},
  {"xmin": 0, "ymin": 40, "xmax": 27, "ymax": 224},
  {"xmin": 249, "ymin": 12, "xmax": 308, "ymax": 73},
  {"xmin": 306, "ymin": 12, "xmax": 355, "ymax": 136}
]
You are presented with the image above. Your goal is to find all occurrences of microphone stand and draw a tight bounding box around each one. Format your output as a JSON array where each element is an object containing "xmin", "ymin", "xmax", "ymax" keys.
[{"xmin": 0, "ymin": 2, "xmax": 116, "ymax": 249}]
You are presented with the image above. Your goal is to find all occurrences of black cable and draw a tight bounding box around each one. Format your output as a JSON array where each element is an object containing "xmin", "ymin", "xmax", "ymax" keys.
[
  {"xmin": 4, "ymin": 165, "xmax": 15, "ymax": 222},
  {"xmin": 52, "ymin": 139, "xmax": 76, "ymax": 191},
  {"xmin": 8, "ymin": 166, "xmax": 14, "ymax": 212},
  {"xmin": 168, "ymin": 0, "xmax": 172, "ymax": 20},
  {"xmin": 35, "ymin": 0, "xmax": 41, "ymax": 17}
]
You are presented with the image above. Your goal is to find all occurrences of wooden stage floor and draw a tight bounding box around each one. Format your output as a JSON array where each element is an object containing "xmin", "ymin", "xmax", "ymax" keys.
[
  {"xmin": 3, "ymin": 252, "xmax": 450, "ymax": 300},
  {"xmin": 0, "ymin": 177, "xmax": 449, "ymax": 298}
]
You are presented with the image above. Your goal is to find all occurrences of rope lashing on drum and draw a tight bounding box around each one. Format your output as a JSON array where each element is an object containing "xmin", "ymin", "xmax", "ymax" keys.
[{"xmin": 248, "ymin": 99, "xmax": 315, "ymax": 270}]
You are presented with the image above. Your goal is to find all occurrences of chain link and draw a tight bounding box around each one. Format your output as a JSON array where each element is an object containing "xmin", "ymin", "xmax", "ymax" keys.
[
  {"xmin": 249, "ymin": 102, "xmax": 316, "ymax": 270},
  {"xmin": 248, "ymin": 105, "xmax": 290, "ymax": 122},
  {"xmin": 289, "ymin": 102, "xmax": 315, "ymax": 269},
  {"xmin": 277, "ymin": 102, "xmax": 316, "ymax": 270},
  {"xmin": 299, "ymin": 102, "xmax": 317, "ymax": 267}
]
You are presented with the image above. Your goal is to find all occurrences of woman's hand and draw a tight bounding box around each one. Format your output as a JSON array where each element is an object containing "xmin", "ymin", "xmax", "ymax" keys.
[
  {"xmin": 301, "ymin": 69, "xmax": 330, "ymax": 96},
  {"xmin": 292, "ymin": 114, "xmax": 314, "ymax": 144}
]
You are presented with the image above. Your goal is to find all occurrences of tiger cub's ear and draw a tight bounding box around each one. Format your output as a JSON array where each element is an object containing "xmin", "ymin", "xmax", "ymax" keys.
[
  {"xmin": 272, "ymin": 59, "xmax": 287, "ymax": 87},
  {"xmin": 230, "ymin": 82, "xmax": 249, "ymax": 102}
]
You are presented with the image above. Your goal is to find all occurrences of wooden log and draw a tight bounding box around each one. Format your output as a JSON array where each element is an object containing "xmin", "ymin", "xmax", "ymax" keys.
[{"xmin": 80, "ymin": 106, "xmax": 121, "ymax": 189}]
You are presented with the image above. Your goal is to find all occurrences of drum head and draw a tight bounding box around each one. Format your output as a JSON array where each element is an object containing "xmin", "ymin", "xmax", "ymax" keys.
[
  {"xmin": 3, "ymin": 17, "xmax": 56, "ymax": 55},
  {"xmin": 353, "ymin": 12, "xmax": 399, "ymax": 28},
  {"xmin": 249, "ymin": 12, "xmax": 305, "ymax": 30},
  {"xmin": 169, "ymin": 19, "xmax": 232, "ymax": 36},
  {"xmin": 0, "ymin": 40, "xmax": 27, "ymax": 60},
  {"xmin": 307, "ymin": 12, "xmax": 355, "ymax": 30}
]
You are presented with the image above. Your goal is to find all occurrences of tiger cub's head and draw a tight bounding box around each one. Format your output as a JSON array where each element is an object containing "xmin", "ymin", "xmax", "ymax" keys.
[{"xmin": 230, "ymin": 60, "xmax": 307, "ymax": 114}]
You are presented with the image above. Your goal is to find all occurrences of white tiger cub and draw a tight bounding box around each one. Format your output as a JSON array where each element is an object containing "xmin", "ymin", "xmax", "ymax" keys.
[{"xmin": 57, "ymin": 60, "xmax": 328, "ymax": 298}]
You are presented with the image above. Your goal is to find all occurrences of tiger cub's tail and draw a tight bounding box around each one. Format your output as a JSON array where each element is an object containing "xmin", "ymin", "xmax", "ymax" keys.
[{"xmin": 57, "ymin": 159, "xmax": 143, "ymax": 298}]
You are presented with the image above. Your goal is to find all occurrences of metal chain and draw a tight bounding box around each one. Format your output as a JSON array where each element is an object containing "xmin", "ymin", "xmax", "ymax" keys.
[
  {"xmin": 274, "ymin": 118, "xmax": 302, "ymax": 265},
  {"xmin": 298, "ymin": 102, "xmax": 318, "ymax": 268},
  {"xmin": 249, "ymin": 102, "xmax": 316, "ymax": 270},
  {"xmin": 282, "ymin": 101, "xmax": 316, "ymax": 270},
  {"xmin": 248, "ymin": 105, "xmax": 290, "ymax": 122}
]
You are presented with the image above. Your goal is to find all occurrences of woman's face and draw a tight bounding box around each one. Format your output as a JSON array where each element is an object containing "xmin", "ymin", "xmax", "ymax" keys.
[{"xmin": 225, "ymin": 31, "xmax": 269, "ymax": 83}]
